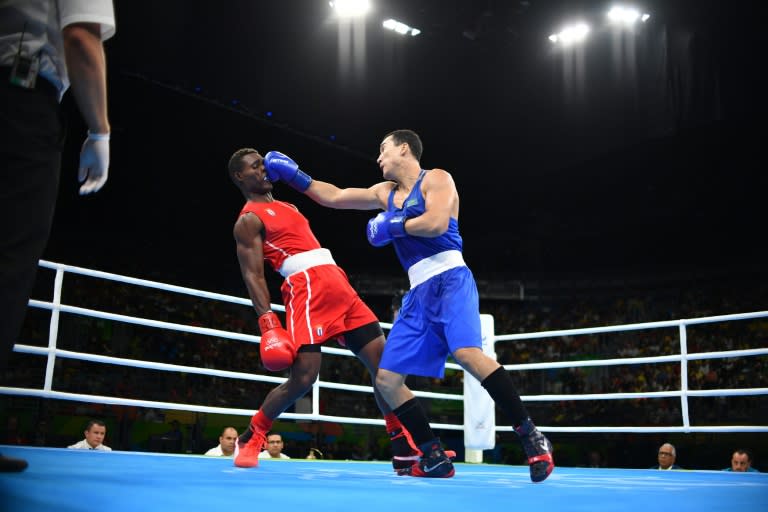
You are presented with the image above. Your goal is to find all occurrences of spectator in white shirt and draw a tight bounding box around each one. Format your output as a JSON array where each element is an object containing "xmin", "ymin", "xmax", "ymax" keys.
[
  {"xmin": 68, "ymin": 420, "xmax": 111, "ymax": 451},
  {"xmin": 204, "ymin": 427, "xmax": 238, "ymax": 457},
  {"xmin": 259, "ymin": 433, "xmax": 290, "ymax": 459}
]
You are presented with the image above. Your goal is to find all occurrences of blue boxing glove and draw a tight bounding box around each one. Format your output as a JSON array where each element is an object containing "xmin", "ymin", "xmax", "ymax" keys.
[
  {"xmin": 367, "ymin": 211, "xmax": 407, "ymax": 247},
  {"xmin": 264, "ymin": 151, "xmax": 313, "ymax": 192}
]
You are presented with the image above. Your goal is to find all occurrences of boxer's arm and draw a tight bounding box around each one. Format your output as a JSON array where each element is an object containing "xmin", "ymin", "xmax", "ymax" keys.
[
  {"xmin": 234, "ymin": 213, "xmax": 272, "ymax": 315},
  {"xmin": 263, "ymin": 150, "xmax": 389, "ymax": 210},
  {"xmin": 401, "ymin": 169, "xmax": 457, "ymax": 238},
  {"xmin": 306, "ymin": 180, "xmax": 390, "ymax": 210},
  {"xmin": 234, "ymin": 214, "xmax": 296, "ymax": 371}
]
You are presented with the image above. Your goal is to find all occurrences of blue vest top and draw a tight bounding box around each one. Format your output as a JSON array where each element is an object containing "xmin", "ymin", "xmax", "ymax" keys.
[{"xmin": 388, "ymin": 169, "xmax": 464, "ymax": 271}]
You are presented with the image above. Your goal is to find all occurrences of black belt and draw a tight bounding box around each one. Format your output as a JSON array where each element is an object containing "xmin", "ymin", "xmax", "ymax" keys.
[{"xmin": 0, "ymin": 66, "xmax": 59, "ymax": 98}]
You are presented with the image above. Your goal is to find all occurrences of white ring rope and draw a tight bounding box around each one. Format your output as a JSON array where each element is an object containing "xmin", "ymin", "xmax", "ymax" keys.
[{"xmin": 1, "ymin": 260, "xmax": 766, "ymax": 437}]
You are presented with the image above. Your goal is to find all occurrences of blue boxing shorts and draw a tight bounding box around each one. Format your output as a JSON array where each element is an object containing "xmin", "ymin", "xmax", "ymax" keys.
[{"xmin": 380, "ymin": 265, "xmax": 482, "ymax": 378}]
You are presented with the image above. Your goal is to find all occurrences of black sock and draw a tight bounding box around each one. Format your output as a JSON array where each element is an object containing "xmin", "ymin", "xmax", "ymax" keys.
[
  {"xmin": 393, "ymin": 398, "xmax": 435, "ymax": 447},
  {"xmin": 481, "ymin": 366, "xmax": 529, "ymax": 427},
  {"xmin": 390, "ymin": 432, "xmax": 414, "ymax": 457}
]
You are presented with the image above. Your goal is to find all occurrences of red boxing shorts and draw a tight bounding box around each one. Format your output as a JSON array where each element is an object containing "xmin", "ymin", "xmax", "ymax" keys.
[{"xmin": 281, "ymin": 264, "xmax": 378, "ymax": 346}]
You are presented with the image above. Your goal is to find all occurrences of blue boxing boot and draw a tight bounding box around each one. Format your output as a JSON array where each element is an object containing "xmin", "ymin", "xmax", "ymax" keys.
[
  {"xmin": 515, "ymin": 417, "xmax": 554, "ymax": 482},
  {"xmin": 402, "ymin": 438, "xmax": 455, "ymax": 478}
]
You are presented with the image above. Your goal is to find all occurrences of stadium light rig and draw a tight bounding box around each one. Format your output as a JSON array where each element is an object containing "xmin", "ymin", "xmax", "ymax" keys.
[
  {"xmin": 329, "ymin": 0, "xmax": 370, "ymax": 18},
  {"xmin": 548, "ymin": 22, "xmax": 590, "ymax": 46},
  {"xmin": 606, "ymin": 5, "xmax": 650, "ymax": 24},
  {"xmin": 382, "ymin": 18, "xmax": 421, "ymax": 36}
]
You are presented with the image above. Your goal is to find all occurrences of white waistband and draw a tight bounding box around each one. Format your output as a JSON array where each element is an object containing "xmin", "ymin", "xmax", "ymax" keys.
[
  {"xmin": 407, "ymin": 250, "xmax": 466, "ymax": 288},
  {"xmin": 279, "ymin": 248, "xmax": 336, "ymax": 278}
]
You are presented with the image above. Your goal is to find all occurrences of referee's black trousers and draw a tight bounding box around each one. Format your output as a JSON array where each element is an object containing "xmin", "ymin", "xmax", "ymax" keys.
[{"xmin": 0, "ymin": 70, "xmax": 64, "ymax": 370}]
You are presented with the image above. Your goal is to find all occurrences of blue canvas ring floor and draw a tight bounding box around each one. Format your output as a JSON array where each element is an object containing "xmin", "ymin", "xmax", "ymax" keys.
[{"xmin": 1, "ymin": 445, "xmax": 766, "ymax": 512}]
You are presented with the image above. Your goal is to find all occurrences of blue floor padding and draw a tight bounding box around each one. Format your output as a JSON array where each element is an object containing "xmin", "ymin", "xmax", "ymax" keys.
[{"xmin": 1, "ymin": 445, "xmax": 766, "ymax": 512}]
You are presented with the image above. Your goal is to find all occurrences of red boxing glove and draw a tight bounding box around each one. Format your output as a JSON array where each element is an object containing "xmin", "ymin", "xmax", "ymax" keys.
[{"xmin": 258, "ymin": 311, "xmax": 297, "ymax": 371}]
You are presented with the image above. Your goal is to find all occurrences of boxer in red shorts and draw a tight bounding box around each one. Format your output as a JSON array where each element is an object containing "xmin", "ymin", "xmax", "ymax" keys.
[{"xmin": 227, "ymin": 148, "xmax": 436, "ymax": 471}]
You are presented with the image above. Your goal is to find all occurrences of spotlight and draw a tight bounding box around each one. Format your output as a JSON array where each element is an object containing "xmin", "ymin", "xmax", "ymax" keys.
[
  {"xmin": 548, "ymin": 23, "xmax": 590, "ymax": 46},
  {"xmin": 607, "ymin": 5, "xmax": 650, "ymax": 25},
  {"xmin": 329, "ymin": 0, "xmax": 370, "ymax": 18},
  {"xmin": 383, "ymin": 18, "xmax": 421, "ymax": 37}
]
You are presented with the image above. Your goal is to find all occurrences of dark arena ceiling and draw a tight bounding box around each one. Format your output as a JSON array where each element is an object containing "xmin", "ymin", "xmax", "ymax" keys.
[{"xmin": 45, "ymin": 0, "xmax": 765, "ymax": 293}]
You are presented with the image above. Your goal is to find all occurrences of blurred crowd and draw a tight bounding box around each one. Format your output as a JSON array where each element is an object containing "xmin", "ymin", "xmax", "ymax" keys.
[{"xmin": 1, "ymin": 269, "xmax": 765, "ymax": 458}]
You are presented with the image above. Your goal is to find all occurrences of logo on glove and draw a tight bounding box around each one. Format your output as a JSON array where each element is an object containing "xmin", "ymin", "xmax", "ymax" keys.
[
  {"xmin": 271, "ymin": 158, "xmax": 292, "ymax": 167},
  {"xmin": 263, "ymin": 338, "xmax": 281, "ymax": 351}
]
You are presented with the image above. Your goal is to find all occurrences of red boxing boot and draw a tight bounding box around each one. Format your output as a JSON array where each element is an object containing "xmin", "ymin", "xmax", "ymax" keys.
[{"xmin": 234, "ymin": 426, "xmax": 267, "ymax": 468}]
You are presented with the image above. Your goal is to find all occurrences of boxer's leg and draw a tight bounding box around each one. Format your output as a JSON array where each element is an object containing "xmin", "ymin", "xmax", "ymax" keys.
[{"xmin": 235, "ymin": 346, "xmax": 321, "ymax": 468}]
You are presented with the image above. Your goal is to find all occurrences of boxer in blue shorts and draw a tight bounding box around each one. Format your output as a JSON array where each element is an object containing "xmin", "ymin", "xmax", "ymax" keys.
[
  {"xmin": 264, "ymin": 129, "xmax": 554, "ymax": 482},
  {"xmin": 382, "ymin": 266, "xmax": 481, "ymax": 379}
]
